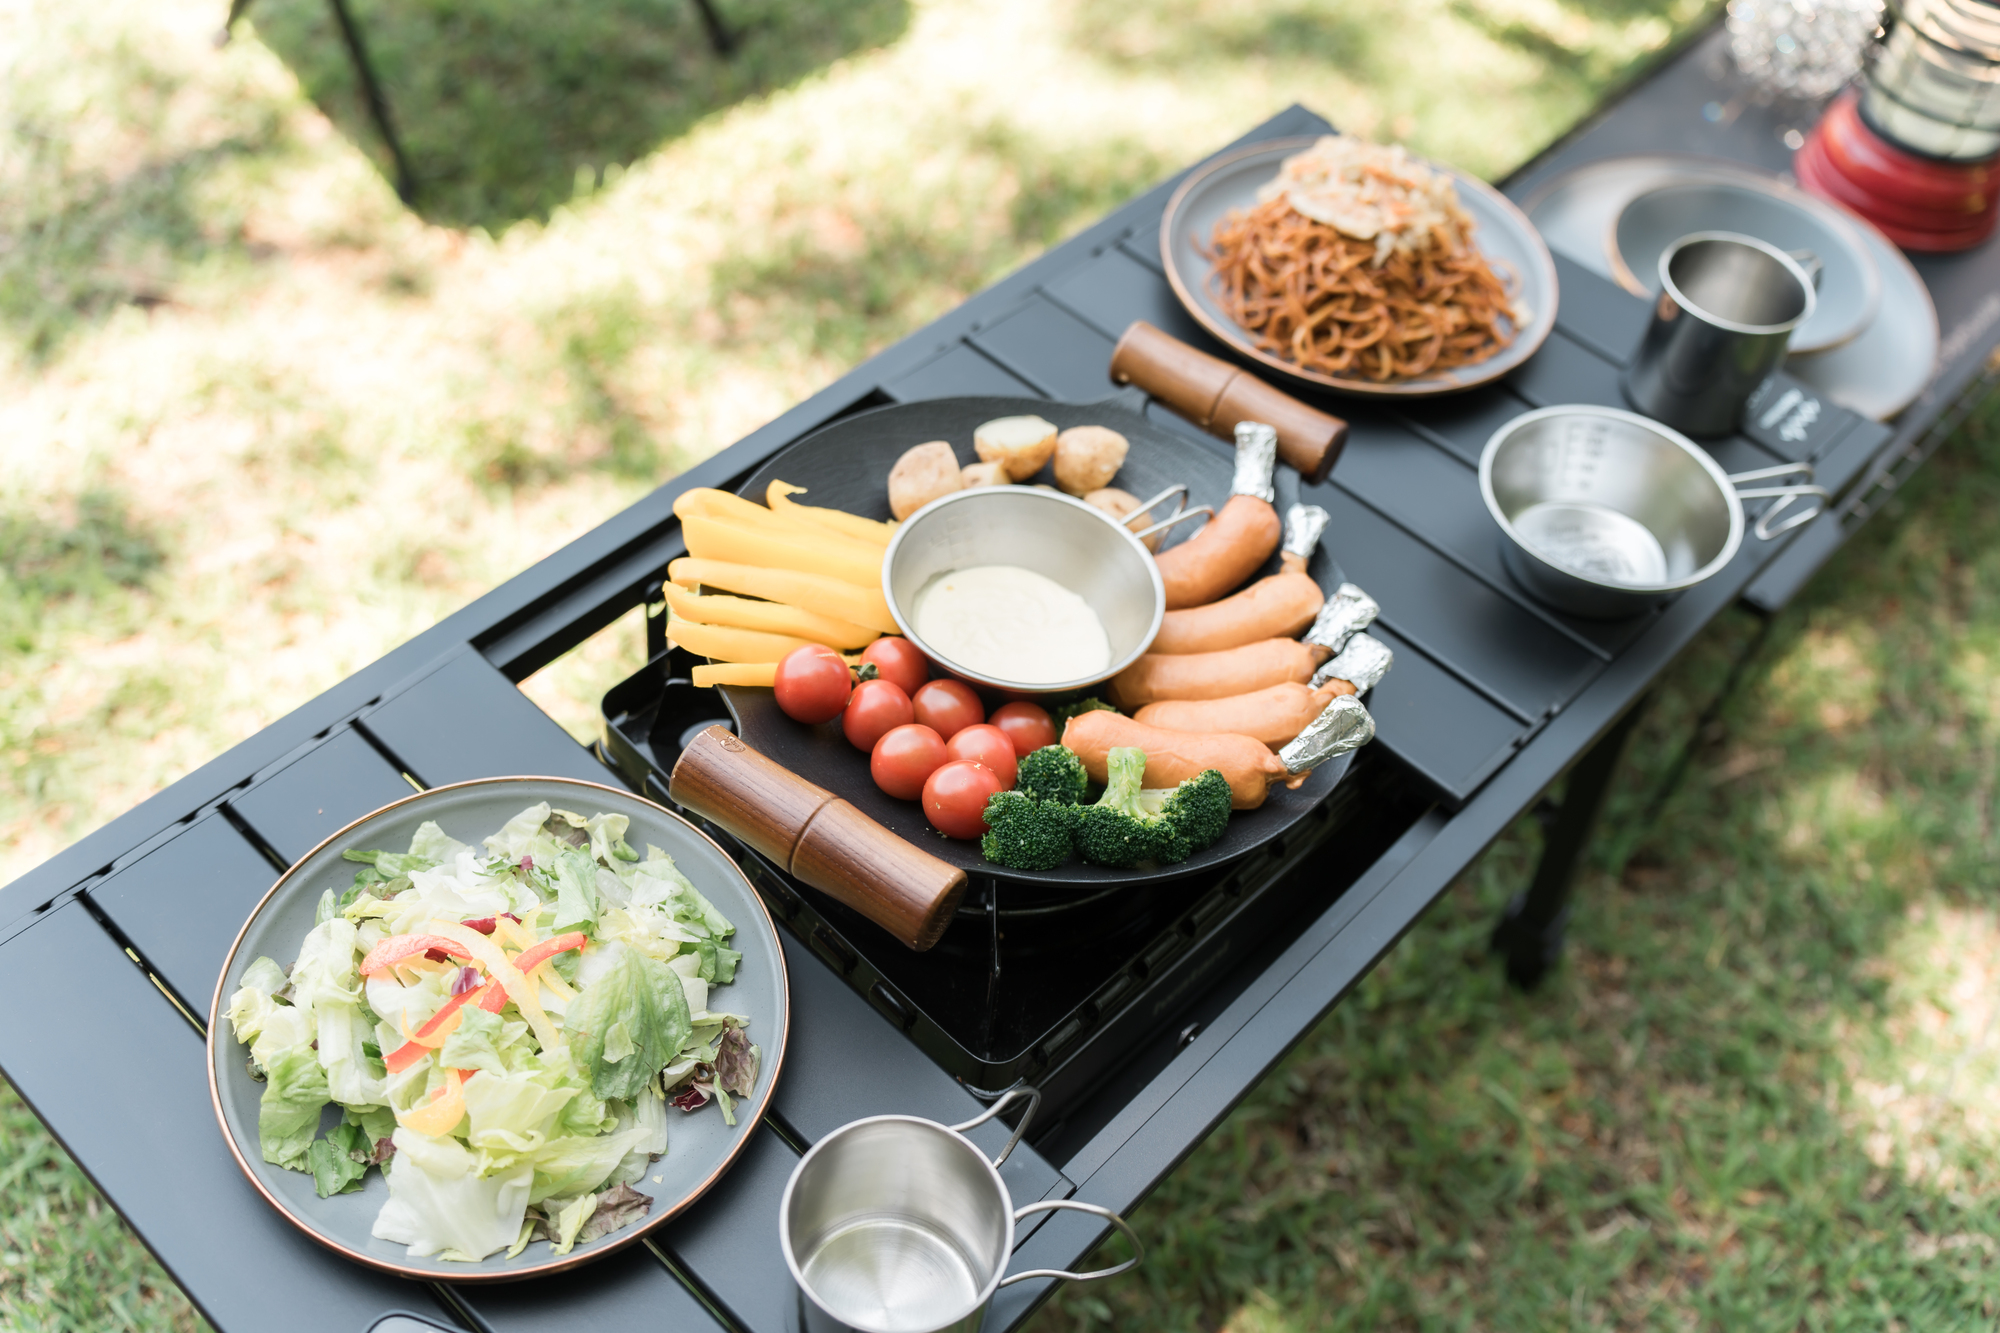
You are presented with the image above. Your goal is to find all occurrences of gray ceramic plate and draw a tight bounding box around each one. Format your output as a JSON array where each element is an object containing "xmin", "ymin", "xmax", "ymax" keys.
[
  {"xmin": 1522, "ymin": 154, "xmax": 1939, "ymax": 421},
  {"xmin": 205, "ymin": 775, "xmax": 790, "ymax": 1281},
  {"xmin": 1160, "ymin": 136, "xmax": 1559, "ymax": 397},
  {"xmin": 1610, "ymin": 178, "xmax": 1880, "ymax": 354}
]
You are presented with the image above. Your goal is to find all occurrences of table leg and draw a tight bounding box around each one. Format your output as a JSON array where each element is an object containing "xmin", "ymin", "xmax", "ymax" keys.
[
  {"xmin": 1490, "ymin": 696, "xmax": 1650, "ymax": 990},
  {"xmin": 689, "ymin": 0, "xmax": 738, "ymax": 55},
  {"xmin": 324, "ymin": 0, "xmax": 418, "ymax": 204}
]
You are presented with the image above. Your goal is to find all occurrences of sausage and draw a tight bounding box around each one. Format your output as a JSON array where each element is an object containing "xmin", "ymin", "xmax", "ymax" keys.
[
  {"xmin": 1149, "ymin": 572, "xmax": 1324, "ymax": 655},
  {"xmin": 1061, "ymin": 711, "xmax": 1299, "ymax": 810},
  {"xmin": 1133, "ymin": 680, "xmax": 1356, "ymax": 749},
  {"xmin": 1108, "ymin": 638, "xmax": 1331, "ymax": 710},
  {"xmin": 1153, "ymin": 494, "xmax": 1282, "ymax": 610}
]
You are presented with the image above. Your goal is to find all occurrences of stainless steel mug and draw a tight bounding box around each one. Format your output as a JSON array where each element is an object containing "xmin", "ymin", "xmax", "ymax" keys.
[
  {"xmin": 780, "ymin": 1087, "xmax": 1142, "ymax": 1333},
  {"xmin": 1621, "ymin": 231, "xmax": 1820, "ymax": 438}
]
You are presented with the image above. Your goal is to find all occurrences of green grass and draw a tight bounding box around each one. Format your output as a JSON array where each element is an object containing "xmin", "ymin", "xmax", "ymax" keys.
[{"xmin": 30, "ymin": 0, "xmax": 2000, "ymax": 1329}]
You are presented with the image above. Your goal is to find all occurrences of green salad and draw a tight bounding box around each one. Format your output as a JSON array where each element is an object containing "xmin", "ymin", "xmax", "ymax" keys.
[{"xmin": 224, "ymin": 803, "xmax": 758, "ymax": 1262}]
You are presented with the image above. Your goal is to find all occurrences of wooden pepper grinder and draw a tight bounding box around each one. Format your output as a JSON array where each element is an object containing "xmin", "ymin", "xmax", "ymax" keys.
[
  {"xmin": 1109, "ymin": 320, "xmax": 1349, "ymax": 484},
  {"xmin": 669, "ymin": 726, "xmax": 968, "ymax": 951}
]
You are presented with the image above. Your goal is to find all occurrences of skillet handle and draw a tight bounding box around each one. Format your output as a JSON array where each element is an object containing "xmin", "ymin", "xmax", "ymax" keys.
[
  {"xmin": 1109, "ymin": 321, "xmax": 1349, "ymax": 484},
  {"xmin": 669, "ymin": 726, "xmax": 968, "ymax": 951}
]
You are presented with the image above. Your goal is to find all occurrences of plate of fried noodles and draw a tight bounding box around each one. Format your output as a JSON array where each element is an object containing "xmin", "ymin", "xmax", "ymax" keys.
[{"xmin": 1160, "ymin": 135, "xmax": 1558, "ymax": 397}]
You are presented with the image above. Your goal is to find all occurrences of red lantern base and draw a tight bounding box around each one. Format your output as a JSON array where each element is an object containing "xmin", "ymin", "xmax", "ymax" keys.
[{"xmin": 1796, "ymin": 92, "xmax": 1999, "ymax": 252}]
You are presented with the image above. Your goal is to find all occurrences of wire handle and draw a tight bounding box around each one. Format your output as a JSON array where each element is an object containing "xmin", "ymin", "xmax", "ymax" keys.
[
  {"xmin": 996, "ymin": 1200, "xmax": 1144, "ymax": 1287},
  {"xmin": 1727, "ymin": 463, "xmax": 1830, "ymax": 540},
  {"xmin": 950, "ymin": 1084, "xmax": 1042, "ymax": 1169}
]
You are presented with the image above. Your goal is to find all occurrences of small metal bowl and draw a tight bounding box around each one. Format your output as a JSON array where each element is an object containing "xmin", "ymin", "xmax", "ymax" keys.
[
  {"xmin": 1479, "ymin": 405, "xmax": 1744, "ymax": 619},
  {"xmin": 882, "ymin": 487, "xmax": 1164, "ymax": 697}
]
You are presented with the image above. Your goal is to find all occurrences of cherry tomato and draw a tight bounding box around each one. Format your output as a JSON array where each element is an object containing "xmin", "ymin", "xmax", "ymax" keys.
[
  {"xmin": 988, "ymin": 701, "xmax": 1056, "ymax": 757},
  {"xmin": 944, "ymin": 723, "xmax": 1018, "ymax": 788},
  {"xmin": 922, "ymin": 760, "xmax": 1007, "ymax": 839},
  {"xmin": 861, "ymin": 637, "xmax": 929, "ymax": 697},
  {"xmin": 871, "ymin": 723, "xmax": 948, "ymax": 801},
  {"xmin": 772, "ymin": 645, "xmax": 852, "ymax": 724},
  {"xmin": 912, "ymin": 679, "xmax": 985, "ymax": 741},
  {"xmin": 842, "ymin": 678, "xmax": 914, "ymax": 752}
]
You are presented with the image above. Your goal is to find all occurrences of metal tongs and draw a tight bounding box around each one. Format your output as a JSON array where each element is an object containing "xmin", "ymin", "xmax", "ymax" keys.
[{"xmin": 1118, "ymin": 483, "xmax": 1212, "ymax": 544}]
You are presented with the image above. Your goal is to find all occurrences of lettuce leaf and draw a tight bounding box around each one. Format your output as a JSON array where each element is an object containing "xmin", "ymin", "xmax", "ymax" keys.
[
  {"xmin": 371, "ymin": 1130, "xmax": 533, "ymax": 1261},
  {"xmin": 459, "ymin": 1070, "xmax": 579, "ymax": 1156},
  {"xmin": 565, "ymin": 948, "xmax": 691, "ymax": 1101},
  {"xmin": 308, "ymin": 1120, "xmax": 370, "ymax": 1197},
  {"xmin": 549, "ymin": 849, "xmax": 601, "ymax": 935},
  {"xmin": 522, "ymin": 1122, "xmax": 656, "ymax": 1203},
  {"xmin": 259, "ymin": 1045, "xmax": 330, "ymax": 1171},
  {"xmin": 316, "ymin": 999, "xmax": 387, "ymax": 1108},
  {"xmin": 578, "ymin": 1181, "xmax": 652, "ymax": 1243},
  {"xmin": 406, "ymin": 820, "xmax": 470, "ymax": 864}
]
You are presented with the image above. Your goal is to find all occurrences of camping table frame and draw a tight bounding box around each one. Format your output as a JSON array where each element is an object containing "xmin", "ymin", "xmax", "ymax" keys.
[{"xmin": 6, "ymin": 24, "xmax": 1998, "ymax": 1333}]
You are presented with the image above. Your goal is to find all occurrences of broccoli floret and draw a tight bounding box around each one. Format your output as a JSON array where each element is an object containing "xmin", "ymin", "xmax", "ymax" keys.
[
  {"xmin": 1138, "ymin": 767, "xmax": 1232, "ymax": 855},
  {"xmin": 1075, "ymin": 747, "xmax": 1188, "ymax": 867},
  {"xmin": 1016, "ymin": 745, "xmax": 1088, "ymax": 805},
  {"xmin": 980, "ymin": 791, "xmax": 1077, "ymax": 871},
  {"xmin": 1052, "ymin": 697, "xmax": 1119, "ymax": 728}
]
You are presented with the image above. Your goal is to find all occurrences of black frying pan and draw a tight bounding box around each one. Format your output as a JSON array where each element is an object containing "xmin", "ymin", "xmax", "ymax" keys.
[{"xmin": 706, "ymin": 391, "xmax": 1356, "ymax": 889}]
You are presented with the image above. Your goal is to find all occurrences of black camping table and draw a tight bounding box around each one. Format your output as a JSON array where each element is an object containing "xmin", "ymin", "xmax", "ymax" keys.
[{"xmin": 6, "ymin": 22, "xmax": 1998, "ymax": 1333}]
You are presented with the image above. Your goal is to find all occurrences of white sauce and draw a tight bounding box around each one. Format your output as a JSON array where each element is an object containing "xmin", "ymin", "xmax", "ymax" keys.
[{"xmin": 911, "ymin": 565, "xmax": 1111, "ymax": 684}]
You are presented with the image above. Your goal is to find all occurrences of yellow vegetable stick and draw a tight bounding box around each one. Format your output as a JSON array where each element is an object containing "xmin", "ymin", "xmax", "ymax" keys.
[
  {"xmin": 396, "ymin": 1069, "xmax": 465, "ymax": 1137},
  {"xmin": 668, "ymin": 615, "xmax": 816, "ymax": 664},
  {"xmin": 690, "ymin": 662, "xmax": 778, "ymax": 688},
  {"xmin": 689, "ymin": 656, "xmax": 862, "ymax": 689},
  {"xmin": 661, "ymin": 581, "xmax": 879, "ymax": 650},
  {"xmin": 675, "ymin": 489, "xmax": 885, "ymax": 563},
  {"xmin": 766, "ymin": 480, "xmax": 896, "ymax": 546},
  {"xmin": 680, "ymin": 514, "xmax": 882, "ymax": 589},
  {"xmin": 666, "ymin": 557, "xmax": 899, "ymax": 634}
]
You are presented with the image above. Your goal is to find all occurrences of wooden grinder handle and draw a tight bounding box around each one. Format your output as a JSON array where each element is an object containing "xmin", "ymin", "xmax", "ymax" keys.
[
  {"xmin": 668, "ymin": 727, "xmax": 968, "ymax": 952},
  {"xmin": 1109, "ymin": 320, "xmax": 1349, "ymax": 484}
]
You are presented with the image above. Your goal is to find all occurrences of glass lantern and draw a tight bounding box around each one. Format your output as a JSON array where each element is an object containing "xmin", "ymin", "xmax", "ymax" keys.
[{"xmin": 1860, "ymin": 0, "xmax": 2000, "ymax": 161}]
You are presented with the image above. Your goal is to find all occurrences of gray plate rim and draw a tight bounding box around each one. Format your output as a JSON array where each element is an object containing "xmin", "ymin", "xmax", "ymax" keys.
[
  {"xmin": 1604, "ymin": 174, "xmax": 1881, "ymax": 354},
  {"xmin": 1520, "ymin": 152, "xmax": 1940, "ymax": 421},
  {"xmin": 204, "ymin": 774, "xmax": 790, "ymax": 1283},
  {"xmin": 1159, "ymin": 135, "xmax": 1561, "ymax": 398}
]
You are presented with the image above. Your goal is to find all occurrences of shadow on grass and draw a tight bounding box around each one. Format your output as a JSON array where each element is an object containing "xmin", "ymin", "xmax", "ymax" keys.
[
  {"xmin": 246, "ymin": 0, "xmax": 912, "ymax": 230},
  {"xmin": 1030, "ymin": 399, "xmax": 2000, "ymax": 1330}
]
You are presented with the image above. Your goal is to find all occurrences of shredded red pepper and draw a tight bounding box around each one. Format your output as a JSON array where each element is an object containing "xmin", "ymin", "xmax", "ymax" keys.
[{"xmin": 359, "ymin": 933, "xmax": 474, "ymax": 976}]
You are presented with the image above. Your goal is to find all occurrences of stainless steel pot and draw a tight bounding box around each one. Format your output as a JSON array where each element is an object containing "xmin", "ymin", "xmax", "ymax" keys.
[
  {"xmin": 1480, "ymin": 405, "xmax": 1829, "ymax": 618},
  {"xmin": 780, "ymin": 1088, "xmax": 1141, "ymax": 1333},
  {"xmin": 1620, "ymin": 231, "xmax": 1820, "ymax": 437}
]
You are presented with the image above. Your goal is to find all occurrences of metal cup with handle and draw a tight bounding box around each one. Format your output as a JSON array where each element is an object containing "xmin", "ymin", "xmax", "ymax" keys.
[
  {"xmin": 1621, "ymin": 231, "xmax": 1822, "ymax": 438},
  {"xmin": 780, "ymin": 1087, "xmax": 1142, "ymax": 1333}
]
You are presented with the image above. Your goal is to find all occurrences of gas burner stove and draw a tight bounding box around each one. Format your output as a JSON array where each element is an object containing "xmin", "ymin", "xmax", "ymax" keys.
[{"xmin": 602, "ymin": 648, "xmax": 1435, "ymax": 1117}]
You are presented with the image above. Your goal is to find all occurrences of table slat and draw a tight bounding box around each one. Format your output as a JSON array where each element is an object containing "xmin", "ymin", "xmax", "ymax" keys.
[
  {"xmin": 231, "ymin": 728, "xmax": 418, "ymax": 864},
  {"xmin": 1545, "ymin": 250, "xmax": 1651, "ymax": 367},
  {"xmin": 883, "ymin": 342, "xmax": 1040, "ymax": 401},
  {"xmin": 0, "ymin": 905, "xmax": 442, "ymax": 1333},
  {"xmin": 968, "ymin": 296, "xmax": 1119, "ymax": 403},
  {"xmin": 656, "ymin": 1126, "xmax": 802, "ymax": 1333},
  {"xmin": 446, "ymin": 1245, "xmax": 722, "ymax": 1333},
  {"xmin": 1363, "ymin": 626, "xmax": 1531, "ymax": 802},
  {"xmin": 361, "ymin": 648, "xmax": 613, "ymax": 788},
  {"xmin": 86, "ymin": 811, "xmax": 279, "ymax": 1012},
  {"xmin": 1043, "ymin": 245, "xmax": 1215, "ymax": 348}
]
